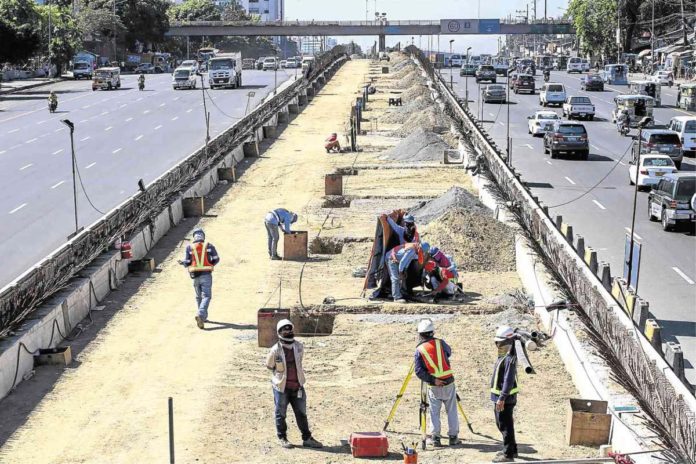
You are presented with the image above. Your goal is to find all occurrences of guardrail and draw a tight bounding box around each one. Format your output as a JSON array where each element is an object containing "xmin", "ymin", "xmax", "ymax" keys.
[
  {"xmin": 404, "ymin": 44, "xmax": 696, "ymax": 463},
  {"xmin": 0, "ymin": 46, "xmax": 348, "ymax": 338}
]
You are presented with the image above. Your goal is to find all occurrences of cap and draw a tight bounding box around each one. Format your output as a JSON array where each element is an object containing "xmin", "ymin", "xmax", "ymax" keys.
[
  {"xmin": 277, "ymin": 319, "xmax": 294, "ymax": 332},
  {"xmin": 420, "ymin": 242, "xmax": 430, "ymax": 255},
  {"xmin": 403, "ymin": 214, "xmax": 415, "ymax": 224},
  {"xmin": 430, "ymin": 246, "xmax": 439, "ymax": 256},
  {"xmin": 494, "ymin": 325, "xmax": 515, "ymax": 342},
  {"xmin": 417, "ymin": 318, "xmax": 434, "ymax": 334}
]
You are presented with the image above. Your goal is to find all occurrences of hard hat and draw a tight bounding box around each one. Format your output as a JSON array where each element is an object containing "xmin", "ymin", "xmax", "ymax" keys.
[
  {"xmin": 403, "ymin": 214, "xmax": 415, "ymax": 224},
  {"xmin": 494, "ymin": 325, "xmax": 515, "ymax": 342},
  {"xmin": 429, "ymin": 246, "xmax": 440, "ymax": 256},
  {"xmin": 417, "ymin": 318, "xmax": 435, "ymax": 334},
  {"xmin": 420, "ymin": 242, "xmax": 430, "ymax": 255},
  {"xmin": 277, "ymin": 319, "xmax": 294, "ymax": 332}
]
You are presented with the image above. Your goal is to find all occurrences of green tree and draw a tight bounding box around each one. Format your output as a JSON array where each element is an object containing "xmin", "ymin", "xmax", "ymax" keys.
[
  {"xmin": 168, "ymin": 0, "xmax": 220, "ymax": 22},
  {"xmin": 0, "ymin": 0, "xmax": 41, "ymax": 63},
  {"xmin": 37, "ymin": 3, "xmax": 82, "ymax": 75},
  {"xmin": 83, "ymin": 0, "xmax": 170, "ymax": 51},
  {"xmin": 221, "ymin": 1, "xmax": 251, "ymax": 21},
  {"xmin": 77, "ymin": 0, "xmax": 125, "ymax": 45},
  {"xmin": 567, "ymin": 0, "xmax": 617, "ymax": 59}
]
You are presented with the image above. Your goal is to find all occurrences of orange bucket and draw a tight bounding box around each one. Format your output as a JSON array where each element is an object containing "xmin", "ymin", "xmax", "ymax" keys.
[{"xmin": 403, "ymin": 451, "xmax": 418, "ymax": 464}]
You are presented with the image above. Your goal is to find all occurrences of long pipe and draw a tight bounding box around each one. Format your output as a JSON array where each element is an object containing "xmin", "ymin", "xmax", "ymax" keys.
[{"xmin": 525, "ymin": 449, "xmax": 663, "ymax": 463}]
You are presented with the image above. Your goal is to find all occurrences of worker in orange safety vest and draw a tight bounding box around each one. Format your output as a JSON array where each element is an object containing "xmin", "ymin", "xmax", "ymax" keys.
[
  {"xmin": 414, "ymin": 318, "xmax": 459, "ymax": 447},
  {"xmin": 178, "ymin": 228, "xmax": 220, "ymax": 329}
]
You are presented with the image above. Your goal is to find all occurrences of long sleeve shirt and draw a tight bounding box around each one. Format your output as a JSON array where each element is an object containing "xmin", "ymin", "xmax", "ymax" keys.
[
  {"xmin": 386, "ymin": 216, "xmax": 408, "ymax": 245},
  {"xmin": 267, "ymin": 208, "xmax": 294, "ymax": 234},
  {"xmin": 180, "ymin": 240, "xmax": 220, "ymax": 276},
  {"xmin": 391, "ymin": 245, "xmax": 420, "ymax": 273},
  {"xmin": 490, "ymin": 354, "xmax": 518, "ymax": 404},
  {"xmin": 415, "ymin": 338, "xmax": 452, "ymax": 386}
]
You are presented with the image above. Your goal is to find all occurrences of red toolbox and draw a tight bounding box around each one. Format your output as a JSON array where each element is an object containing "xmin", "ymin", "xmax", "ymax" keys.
[{"xmin": 349, "ymin": 431, "xmax": 389, "ymax": 458}]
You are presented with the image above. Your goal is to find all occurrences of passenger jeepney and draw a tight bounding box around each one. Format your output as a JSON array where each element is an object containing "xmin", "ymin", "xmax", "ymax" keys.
[
  {"xmin": 92, "ymin": 67, "xmax": 121, "ymax": 91},
  {"xmin": 611, "ymin": 95, "xmax": 655, "ymax": 128},
  {"xmin": 629, "ymin": 80, "xmax": 662, "ymax": 106},
  {"xmin": 678, "ymin": 83, "xmax": 696, "ymax": 111},
  {"xmin": 601, "ymin": 64, "xmax": 629, "ymax": 85}
]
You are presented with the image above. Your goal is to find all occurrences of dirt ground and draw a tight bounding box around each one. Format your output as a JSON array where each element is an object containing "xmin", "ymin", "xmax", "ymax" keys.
[{"xmin": 0, "ymin": 57, "xmax": 595, "ymax": 464}]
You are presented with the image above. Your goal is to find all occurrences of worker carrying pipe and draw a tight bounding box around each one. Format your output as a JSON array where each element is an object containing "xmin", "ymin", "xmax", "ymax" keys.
[{"xmin": 491, "ymin": 326, "xmax": 520, "ymax": 462}]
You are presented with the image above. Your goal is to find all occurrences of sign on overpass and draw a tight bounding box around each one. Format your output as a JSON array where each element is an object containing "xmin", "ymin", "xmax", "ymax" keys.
[{"xmin": 441, "ymin": 19, "xmax": 501, "ymax": 34}]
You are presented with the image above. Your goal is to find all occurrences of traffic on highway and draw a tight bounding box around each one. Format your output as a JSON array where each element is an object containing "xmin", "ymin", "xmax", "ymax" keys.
[{"xmin": 451, "ymin": 60, "xmax": 696, "ymax": 384}]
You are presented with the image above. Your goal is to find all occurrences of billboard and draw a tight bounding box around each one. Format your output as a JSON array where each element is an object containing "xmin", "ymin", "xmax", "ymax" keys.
[{"xmin": 440, "ymin": 19, "xmax": 500, "ymax": 34}]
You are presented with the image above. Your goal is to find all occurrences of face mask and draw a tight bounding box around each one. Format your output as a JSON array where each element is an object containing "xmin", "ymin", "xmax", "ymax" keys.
[
  {"xmin": 279, "ymin": 330, "xmax": 295, "ymax": 342},
  {"xmin": 497, "ymin": 344, "xmax": 512, "ymax": 357}
]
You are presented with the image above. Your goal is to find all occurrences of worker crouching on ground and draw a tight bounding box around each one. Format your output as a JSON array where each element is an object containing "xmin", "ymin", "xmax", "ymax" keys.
[
  {"xmin": 415, "ymin": 318, "xmax": 459, "ymax": 447},
  {"xmin": 388, "ymin": 242, "xmax": 429, "ymax": 303},
  {"xmin": 264, "ymin": 208, "xmax": 298, "ymax": 260},
  {"xmin": 265, "ymin": 319, "xmax": 324, "ymax": 449},
  {"xmin": 366, "ymin": 212, "xmax": 419, "ymax": 292},
  {"xmin": 491, "ymin": 326, "xmax": 519, "ymax": 462},
  {"xmin": 178, "ymin": 228, "xmax": 220, "ymax": 330}
]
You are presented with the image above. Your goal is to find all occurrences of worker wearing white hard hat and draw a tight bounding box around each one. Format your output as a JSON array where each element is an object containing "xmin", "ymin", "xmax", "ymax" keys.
[
  {"xmin": 414, "ymin": 318, "xmax": 460, "ymax": 447},
  {"xmin": 490, "ymin": 326, "xmax": 519, "ymax": 462},
  {"xmin": 265, "ymin": 319, "xmax": 323, "ymax": 450}
]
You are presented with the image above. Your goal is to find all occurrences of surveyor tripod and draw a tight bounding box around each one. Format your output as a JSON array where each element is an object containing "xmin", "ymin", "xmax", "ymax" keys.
[{"xmin": 383, "ymin": 362, "xmax": 475, "ymax": 450}]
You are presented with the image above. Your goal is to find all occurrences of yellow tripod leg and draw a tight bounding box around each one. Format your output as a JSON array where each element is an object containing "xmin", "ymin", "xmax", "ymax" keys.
[{"xmin": 382, "ymin": 363, "xmax": 415, "ymax": 431}]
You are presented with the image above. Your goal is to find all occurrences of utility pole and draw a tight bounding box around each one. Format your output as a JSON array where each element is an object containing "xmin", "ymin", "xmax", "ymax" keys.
[
  {"xmin": 365, "ymin": 0, "xmax": 368, "ymax": 21},
  {"xmin": 47, "ymin": 0, "xmax": 51, "ymax": 71},
  {"xmin": 650, "ymin": 0, "xmax": 654, "ymax": 65},
  {"xmin": 679, "ymin": 0, "xmax": 687, "ymax": 45}
]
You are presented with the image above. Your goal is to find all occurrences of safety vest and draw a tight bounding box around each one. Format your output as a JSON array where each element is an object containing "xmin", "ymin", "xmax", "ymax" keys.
[
  {"xmin": 417, "ymin": 339, "xmax": 453, "ymax": 380},
  {"xmin": 188, "ymin": 241, "xmax": 214, "ymax": 273},
  {"xmin": 490, "ymin": 356, "xmax": 519, "ymax": 396},
  {"xmin": 390, "ymin": 242, "xmax": 424, "ymax": 265}
]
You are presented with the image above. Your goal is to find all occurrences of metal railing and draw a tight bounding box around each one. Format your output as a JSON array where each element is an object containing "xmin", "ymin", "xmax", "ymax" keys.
[{"xmin": 170, "ymin": 20, "xmax": 442, "ymax": 27}]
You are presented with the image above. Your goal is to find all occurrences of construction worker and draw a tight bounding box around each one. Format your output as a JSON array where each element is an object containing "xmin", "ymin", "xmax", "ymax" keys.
[
  {"xmin": 178, "ymin": 228, "xmax": 220, "ymax": 329},
  {"xmin": 265, "ymin": 319, "xmax": 324, "ymax": 449},
  {"xmin": 423, "ymin": 261, "xmax": 458, "ymax": 298},
  {"xmin": 264, "ymin": 208, "xmax": 298, "ymax": 260},
  {"xmin": 491, "ymin": 326, "xmax": 519, "ymax": 462},
  {"xmin": 388, "ymin": 242, "xmax": 429, "ymax": 303},
  {"xmin": 414, "ymin": 318, "xmax": 459, "ymax": 447},
  {"xmin": 386, "ymin": 214, "xmax": 419, "ymax": 247}
]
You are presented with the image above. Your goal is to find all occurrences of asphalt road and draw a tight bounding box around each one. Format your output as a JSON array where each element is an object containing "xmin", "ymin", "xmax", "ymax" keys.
[
  {"xmin": 0, "ymin": 69, "xmax": 298, "ymax": 289},
  {"xmin": 450, "ymin": 70, "xmax": 696, "ymax": 385}
]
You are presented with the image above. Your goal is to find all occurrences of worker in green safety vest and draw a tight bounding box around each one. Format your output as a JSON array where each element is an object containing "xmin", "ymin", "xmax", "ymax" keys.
[{"xmin": 490, "ymin": 325, "xmax": 519, "ymax": 462}]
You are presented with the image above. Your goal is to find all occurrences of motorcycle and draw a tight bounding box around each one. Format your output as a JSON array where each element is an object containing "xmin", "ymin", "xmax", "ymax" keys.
[
  {"xmin": 543, "ymin": 72, "xmax": 550, "ymax": 83},
  {"xmin": 617, "ymin": 119, "xmax": 630, "ymax": 136},
  {"xmin": 138, "ymin": 80, "xmax": 145, "ymax": 91},
  {"xmin": 48, "ymin": 100, "xmax": 57, "ymax": 113}
]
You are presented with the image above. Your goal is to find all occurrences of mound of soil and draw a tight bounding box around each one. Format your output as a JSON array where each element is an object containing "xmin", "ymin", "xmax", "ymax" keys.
[
  {"xmin": 391, "ymin": 107, "xmax": 453, "ymax": 138},
  {"xmin": 380, "ymin": 128, "xmax": 450, "ymax": 162},
  {"xmin": 409, "ymin": 186, "xmax": 488, "ymax": 225}
]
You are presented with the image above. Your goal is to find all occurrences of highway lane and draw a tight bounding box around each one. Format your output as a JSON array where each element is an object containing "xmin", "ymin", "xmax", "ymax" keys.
[
  {"xmin": 451, "ymin": 70, "xmax": 696, "ymax": 385},
  {"xmin": 0, "ymin": 69, "xmax": 297, "ymax": 289}
]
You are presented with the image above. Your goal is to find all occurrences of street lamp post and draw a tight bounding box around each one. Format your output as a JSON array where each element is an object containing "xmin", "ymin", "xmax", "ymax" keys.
[
  {"xmin": 465, "ymin": 46, "xmax": 472, "ymax": 106},
  {"xmin": 196, "ymin": 72, "xmax": 210, "ymax": 153},
  {"xmin": 626, "ymin": 117, "xmax": 652, "ymax": 286},
  {"xmin": 506, "ymin": 69, "xmax": 511, "ymax": 166},
  {"xmin": 274, "ymin": 52, "xmax": 278, "ymax": 95},
  {"xmin": 60, "ymin": 119, "xmax": 79, "ymax": 235},
  {"xmin": 449, "ymin": 39, "xmax": 455, "ymax": 90}
]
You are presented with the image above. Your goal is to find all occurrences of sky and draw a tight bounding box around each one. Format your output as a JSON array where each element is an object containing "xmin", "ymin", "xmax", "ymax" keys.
[{"xmin": 283, "ymin": 0, "xmax": 570, "ymax": 54}]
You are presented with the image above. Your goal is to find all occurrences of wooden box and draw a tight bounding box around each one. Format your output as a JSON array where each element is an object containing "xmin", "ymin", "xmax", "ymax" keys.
[
  {"xmin": 34, "ymin": 346, "xmax": 72, "ymax": 366},
  {"xmin": 566, "ymin": 399, "xmax": 611, "ymax": 446},
  {"xmin": 324, "ymin": 174, "xmax": 343, "ymax": 195},
  {"xmin": 257, "ymin": 308, "xmax": 290, "ymax": 348},
  {"xmin": 283, "ymin": 231, "xmax": 308, "ymax": 261}
]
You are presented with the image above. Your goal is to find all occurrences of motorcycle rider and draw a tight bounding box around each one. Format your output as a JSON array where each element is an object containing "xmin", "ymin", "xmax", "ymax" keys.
[
  {"xmin": 48, "ymin": 91, "xmax": 58, "ymax": 112},
  {"xmin": 543, "ymin": 67, "xmax": 550, "ymax": 82},
  {"xmin": 138, "ymin": 73, "xmax": 145, "ymax": 90},
  {"xmin": 616, "ymin": 108, "xmax": 630, "ymax": 134},
  {"xmin": 524, "ymin": 66, "xmax": 533, "ymax": 75}
]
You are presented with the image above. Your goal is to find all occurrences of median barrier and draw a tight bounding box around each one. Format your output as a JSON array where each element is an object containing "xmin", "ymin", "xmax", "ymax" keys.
[
  {"xmin": 0, "ymin": 49, "xmax": 349, "ymax": 400},
  {"xmin": 407, "ymin": 45, "xmax": 696, "ymax": 462}
]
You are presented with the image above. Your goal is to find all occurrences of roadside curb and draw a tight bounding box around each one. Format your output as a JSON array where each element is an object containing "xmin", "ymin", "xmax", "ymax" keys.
[{"xmin": 0, "ymin": 78, "xmax": 63, "ymax": 96}]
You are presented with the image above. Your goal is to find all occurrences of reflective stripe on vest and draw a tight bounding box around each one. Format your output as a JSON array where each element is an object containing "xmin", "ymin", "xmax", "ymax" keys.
[
  {"xmin": 417, "ymin": 339, "xmax": 453, "ymax": 379},
  {"xmin": 188, "ymin": 241, "xmax": 214, "ymax": 273},
  {"xmin": 490, "ymin": 356, "xmax": 519, "ymax": 396}
]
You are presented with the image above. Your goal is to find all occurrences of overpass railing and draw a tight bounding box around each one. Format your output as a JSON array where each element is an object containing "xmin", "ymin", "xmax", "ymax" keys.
[{"xmin": 170, "ymin": 20, "xmax": 442, "ymax": 27}]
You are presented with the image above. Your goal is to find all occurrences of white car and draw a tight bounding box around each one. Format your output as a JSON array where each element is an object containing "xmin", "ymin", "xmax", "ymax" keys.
[
  {"xmin": 262, "ymin": 57, "xmax": 278, "ymax": 71},
  {"xmin": 528, "ymin": 111, "xmax": 561, "ymax": 136},
  {"xmin": 539, "ymin": 83, "xmax": 567, "ymax": 107},
  {"xmin": 450, "ymin": 54, "xmax": 463, "ymax": 67},
  {"xmin": 668, "ymin": 116, "xmax": 696, "ymax": 156},
  {"xmin": 629, "ymin": 154, "xmax": 677, "ymax": 188},
  {"xmin": 180, "ymin": 60, "xmax": 199, "ymax": 73},
  {"xmin": 172, "ymin": 67, "xmax": 197, "ymax": 89},
  {"xmin": 651, "ymin": 71, "xmax": 673, "ymax": 87},
  {"xmin": 581, "ymin": 59, "xmax": 590, "ymax": 72},
  {"xmin": 566, "ymin": 57, "xmax": 583, "ymax": 73}
]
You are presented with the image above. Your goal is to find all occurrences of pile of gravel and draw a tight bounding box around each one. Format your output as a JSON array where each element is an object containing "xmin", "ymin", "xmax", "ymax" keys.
[
  {"xmin": 380, "ymin": 128, "xmax": 450, "ymax": 162},
  {"xmin": 391, "ymin": 107, "xmax": 452, "ymax": 138},
  {"xmin": 379, "ymin": 95, "xmax": 432, "ymax": 124},
  {"xmin": 402, "ymin": 83, "xmax": 429, "ymax": 101},
  {"xmin": 409, "ymin": 186, "xmax": 489, "ymax": 225},
  {"xmin": 397, "ymin": 71, "xmax": 421, "ymax": 88}
]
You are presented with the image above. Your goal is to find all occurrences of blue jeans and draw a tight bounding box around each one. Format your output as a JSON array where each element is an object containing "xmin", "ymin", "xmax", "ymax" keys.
[
  {"xmin": 192, "ymin": 272, "xmax": 212, "ymax": 320},
  {"xmin": 264, "ymin": 220, "xmax": 280, "ymax": 257},
  {"xmin": 273, "ymin": 387, "xmax": 311, "ymax": 441},
  {"xmin": 387, "ymin": 260, "xmax": 402, "ymax": 300}
]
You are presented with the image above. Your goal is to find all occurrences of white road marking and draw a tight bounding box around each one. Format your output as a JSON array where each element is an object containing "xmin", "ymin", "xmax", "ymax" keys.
[
  {"xmin": 82, "ymin": 105, "xmax": 91, "ymax": 109},
  {"xmin": 125, "ymin": 117, "xmax": 133, "ymax": 122},
  {"xmin": 592, "ymin": 200, "xmax": 607, "ymax": 210},
  {"xmin": 186, "ymin": 109, "xmax": 193, "ymax": 113},
  {"xmin": 545, "ymin": 160, "xmax": 553, "ymax": 165},
  {"xmin": 10, "ymin": 144, "xmax": 21, "ymax": 150},
  {"xmin": 39, "ymin": 134, "xmax": 49, "ymax": 138},
  {"xmin": 101, "ymin": 111, "xmax": 109, "ymax": 116},
  {"xmin": 9, "ymin": 203, "xmax": 27, "ymax": 214},
  {"xmin": 105, "ymin": 126, "xmax": 113, "ymax": 131},
  {"xmin": 80, "ymin": 136, "xmax": 90, "ymax": 141},
  {"xmin": 591, "ymin": 144, "xmax": 600, "ymax": 150},
  {"xmin": 672, "ymin": 267, "xmax": 695, "ymax": 285},
  {"xmin": 136, "ymin": 97, "xmax": 143, "ymax": 102},
  {"xmin": 25, "ymin": 138, "xmax": 37, "ymax": 144},
  {"xmin": 171, "ymin": 116, "xmax": 178, "ymax": 121},
  {"xmin": 8, "ymin": 129, "xmax": 19, "ymax": 134},
  {"xmin": 619, "ymin": 161, "xmax": 627, "ymax": 166},
  {"xmin": 143, "ymin": 110, "xmax": 150, "ymax": 114},
  {"xmin": 135, "ymin": 135, "xmax": 143, "ymax": 141},
  {"xmin": 120, "ymin": 104, "xmax": 127, "ymax": 108},
  {"xmin": 624, "ymin": 228, "xmax": 642, "ymax": 240},
  {"xmin": 174, "ymin": 97, "xmax": 180, "ymax": 101},
  {"xmin": 112, "ymin": 148, "xmax": 122, "ymax": 154},
  {"xmin": 51, "ymin": 180, "xmax": 65, "ymax": 189},
  {"xmin": 499, "ymin": 121, "xmax": 505, "ymax": 126},
  {"xmin": 85, "ymin": 162, "xmax": 97, "ymax": 169},
  {"xmin": 0, "ymin": 150, "xmax": 5, "ymax": 155},
  {"xmin": 159, "ymin": 103, "xmax": 166, "ymax": 107},
  {"xmin": 564, "ymin": 176, "xmax": 576, "ymax": 185},
  {"xmin": 525, "ymin": 143, "xmax": 534, "ymax": 149},
  {"xmin": 19, "ymin": 163, "xmax": 33, "ymax": 171},
  {"xmin": 54, "ymin": 128, "xmax": 64, "ymax": 133},
  {"xmin": 79, "ymin": 119, "xmax": 88, "ymax": 123},
  {"xmin": 52, "ymin": 149, "xmax": 64, "ymax": 155},
  {"xmin": 37, "ymin": 120, "xmax": 47, "ymax": 125},
  {"xmin": 154, "ymin": 125, "xmax": 162, "ymax": 130},
  {"xmin": 489, "ymin": 112, "xmax": 495, "ymax": 117}
]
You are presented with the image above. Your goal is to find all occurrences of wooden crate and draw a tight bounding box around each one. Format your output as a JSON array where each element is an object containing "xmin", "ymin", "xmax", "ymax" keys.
[
  {"xmin": 566, "ymin": 399, "xmax": 611, "ymax": 446},
  {"xmin": 324, "ymin": 174, "xmax": 343, "ymax": 195},
  {"xmin": 257, "ymin": 308, "xmax": 290, "ymax": 348},
  {"xmin": 34, "ymin": 346, "xmax": 72, "ymax": 366},
  {"xmin": 283, "ymin": 231, "xmax": 308, "ymax": 261}
]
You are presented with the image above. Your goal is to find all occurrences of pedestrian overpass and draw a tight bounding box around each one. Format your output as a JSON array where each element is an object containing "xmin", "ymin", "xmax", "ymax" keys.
[{"xmin": 166, "ymin": 19, "xmax": 575, "ymax": 51}]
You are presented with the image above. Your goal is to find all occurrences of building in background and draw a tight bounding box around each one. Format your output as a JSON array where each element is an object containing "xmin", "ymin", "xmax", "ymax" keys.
[
  {"xmin": 232, "ymin": 0, "xmax": 284, "ymax": 22},
  {"xmin": 297, "ymin": 37, "xmax": 337, "ymax": 55}
]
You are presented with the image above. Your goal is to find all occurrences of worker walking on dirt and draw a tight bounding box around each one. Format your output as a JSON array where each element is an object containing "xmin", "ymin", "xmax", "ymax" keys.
[
  {"xmin": 265, "ymin": 319, "xmax": 324, "ymax": 450},
  {"xmin": 264, "ymin": 208, "xmax": 298, "ymax": 260},
  {"xmin": 388, "ymin": 242, "xmax": 429, "ymax": 303},
  {"xmin": 491, "ymin": 326, "xmax": 519, "ymax": 462},
  {"xmin": 178, "ymin": 228, "xmax": 220, "ymax": 330},
  {"xmin": 414, "ymin": 318, "xmax": 459, "ymax": 447}
]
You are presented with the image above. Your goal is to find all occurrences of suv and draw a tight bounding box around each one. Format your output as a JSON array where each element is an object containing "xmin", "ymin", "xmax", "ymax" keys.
[
  {"xmin": 460, "ymin": 63, "xmax": 477, "ymax": 76},
  {"xmin": 633, "ymin": 129, "xmax": 683, "ymax": 169},
  {"xmin": 72, "ymin": 61, "xmax": 92, "ymax": 80},
  {"xmin": 263, "ymin": 57, "xmax": 278, "ymax": 71},
  {"xmin": 648, "ymin": 173, "xmax": 696, "ymax": 230},
  {"xmin": 475, "ymin": 65, "xmax": 496, "ymax": 83},
  {"xmin": 543, "ymin": 122, "xmax": 589, "ymax": 159},
  {"xmin": 540, "ymin": 83, "xmax": 567, "ymax": 107},
  {"xmin": 513, "ymin": 74, "xmax": 535, "ymax": 94},
  {"xmin": 563, "ymin": 96, "xmax": 595, "ymax": 120},
  {"xmin": 580, "ymin": 74, "xmax": 604, "ymax": 91}
]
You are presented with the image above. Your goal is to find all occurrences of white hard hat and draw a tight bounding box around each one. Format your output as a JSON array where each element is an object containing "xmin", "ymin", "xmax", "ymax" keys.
[
  {"xmin": 494, "ymin": 325, "xmax": 515, "ymax": 342},
  {"xmin": 277, "ymin": 319, "xmax": 294, "ymax": 332},
  {"xmin": 417, "ymin": 318, "xmax": 435, "ymax": 334}
]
